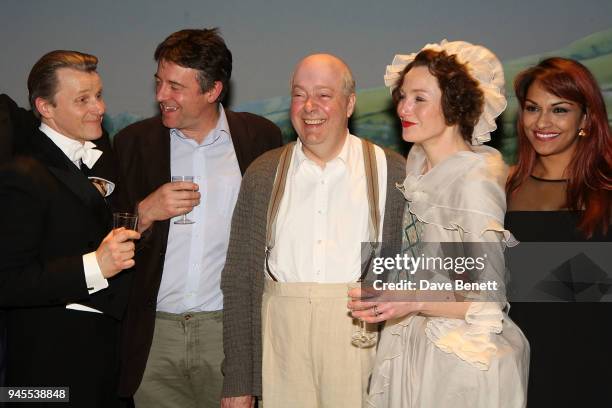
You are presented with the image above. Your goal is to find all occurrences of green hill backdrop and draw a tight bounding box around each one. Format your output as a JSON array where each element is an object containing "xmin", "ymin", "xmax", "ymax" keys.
[{"xmin": 105, "ymin": 28, "xmax": 612, "ymax": 162}]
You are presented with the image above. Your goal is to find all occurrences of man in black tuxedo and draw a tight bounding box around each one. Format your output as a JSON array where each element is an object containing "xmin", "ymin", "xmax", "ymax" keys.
[
  {"xmin": 0, "ymin": 50, "xmax": 140, "ymax": 407},
  {"xmin": 0, "ymin": 92, "xmax": 36, "ymax": 392},
  {"xmin": 113, "ymin": 28, "xmax": 282, "ymax": 407}
]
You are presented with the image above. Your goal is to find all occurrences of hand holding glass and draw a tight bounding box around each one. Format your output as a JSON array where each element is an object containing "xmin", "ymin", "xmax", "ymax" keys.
[
  {"xmin": 113, "ymin": 212, "xmax": 138, "ymax": 231},
  {"xmin": 348, "ymin": 283, "xmax": 378, "ymax": 348},
  {"xmin": 171, "ymin": 176, "xmax": 196, "ymax": 224}
]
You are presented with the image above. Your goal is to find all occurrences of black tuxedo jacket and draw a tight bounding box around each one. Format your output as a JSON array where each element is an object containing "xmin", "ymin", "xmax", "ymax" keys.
[
  {"xmin": 0, "ymin": 94, "xmax": 38, "ymax": 164},
  {"xmin": 113, "ymin": 111, "xmax": 283, "ymax": 396},
  {"xmin": 0, "ymin": 128, "xmax": 128, "ymax": 312},
  {"xmin": 0, "ymin": 110, "xmax": 129, "ymax": 406},
  {"xmin": 0, "ymin": 93, "xmax": 33, "ymax": 389}
]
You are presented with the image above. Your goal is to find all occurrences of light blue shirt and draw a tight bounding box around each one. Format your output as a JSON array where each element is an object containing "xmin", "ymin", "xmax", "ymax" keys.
[{"xmin": 157, "ymin": 105, "xmax": 242, "ymax": 313}]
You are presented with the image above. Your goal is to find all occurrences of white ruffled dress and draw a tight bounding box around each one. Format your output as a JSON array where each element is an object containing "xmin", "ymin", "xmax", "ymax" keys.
[{"xmin": 367, "ymin": 145, "xmax": 529, "ymax": 408}]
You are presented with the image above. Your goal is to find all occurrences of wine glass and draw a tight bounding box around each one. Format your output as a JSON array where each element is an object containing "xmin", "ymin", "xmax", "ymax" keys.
[
  {"xmin": 349, "ymin": 282, "xmax": 378, "ymax": 348},
  {"xmin": 171, "ymin": 175, "xmax": 196, "ymax": 225}
]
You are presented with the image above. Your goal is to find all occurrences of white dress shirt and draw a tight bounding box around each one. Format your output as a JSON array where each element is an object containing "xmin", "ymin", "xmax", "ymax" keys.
[
  {"xmin": 268, "ymin": 132, "xmax": 387, "ymax": 283},
  {"xmin": 157, "ymin": 105, "xmax": 242, "ymax": 313},
  {"xmin": 39, "ymin": 123, "xmax": 109, "ymax": 313}
]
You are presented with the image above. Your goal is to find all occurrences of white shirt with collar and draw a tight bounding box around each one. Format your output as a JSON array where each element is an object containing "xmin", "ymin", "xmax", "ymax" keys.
[
  {"xmin": 268, "ymin": 132, "xmax": 387, "ymax": 283},
  {"xmin": 157, "ymin": 104, "xmax": 242, "ymax": 314},
  {"xmin": 39, "ymin": 123, "xmax": 110, "ymax": 313}
]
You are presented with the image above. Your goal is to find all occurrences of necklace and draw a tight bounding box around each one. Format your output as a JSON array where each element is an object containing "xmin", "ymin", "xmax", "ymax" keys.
[{"xmin": 530, "ymin": 174, "xmax": 568, "ymax": 183}]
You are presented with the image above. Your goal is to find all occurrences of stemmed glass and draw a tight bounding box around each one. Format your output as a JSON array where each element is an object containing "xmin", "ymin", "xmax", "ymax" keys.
[
  {"xmin": 349, "ymin": 282, "xmax": 378, "ymax": 348},
  {"xmin": 171, "ymin": 175, "xmax": 196, "ymax": 225}
]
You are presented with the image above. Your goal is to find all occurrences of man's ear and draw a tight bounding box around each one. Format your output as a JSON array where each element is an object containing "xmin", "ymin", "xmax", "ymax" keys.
[
  {"xmin": 34, "ymin": 97, "xmax": 54, "ymax": 120},
  {"xmin": 346, "ymin": 93, "xmax": 356, "ymax": 118},
  {"xmin": 206, "ymin": 81, "xmax": 223, "ymax": 103}
]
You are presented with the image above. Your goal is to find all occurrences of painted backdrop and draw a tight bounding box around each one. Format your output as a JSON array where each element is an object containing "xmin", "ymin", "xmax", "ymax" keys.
[{"xmin": 2, "ymin": 0, "xmax": 611, "ymax": 161}]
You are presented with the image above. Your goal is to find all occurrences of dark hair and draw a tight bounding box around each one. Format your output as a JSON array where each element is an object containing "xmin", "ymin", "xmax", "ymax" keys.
[
  {"xmin": 507, "ymin": 57, "xmax": 611, "ymax": 238},
  {"xmin": 154, "ymin": 28, "xmax": 232, "ymax": 103},
  {"xmin": 27, "ymin": 50, "xmax": 98, "ymax": 119},
  {"xmin": 391, "ymin": 49, "xmax": 484, "ymax": 141}
]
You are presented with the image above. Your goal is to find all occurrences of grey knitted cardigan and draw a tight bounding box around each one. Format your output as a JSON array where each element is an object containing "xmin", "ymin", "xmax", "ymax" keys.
[{"xmin": 221, "ymin": 143, "xmax": 406, "ymax": 398}]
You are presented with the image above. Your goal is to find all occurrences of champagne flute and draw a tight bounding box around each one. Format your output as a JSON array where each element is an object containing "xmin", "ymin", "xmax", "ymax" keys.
[{"xmin": 171, "ymin": 175, "xmax": 196, "ymax": 225}]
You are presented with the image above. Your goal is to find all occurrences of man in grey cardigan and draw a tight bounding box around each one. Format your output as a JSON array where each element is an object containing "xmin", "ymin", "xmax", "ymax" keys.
[{"xmin": 221, "ymin": 54, "xmax": 405, "ymax": 408}]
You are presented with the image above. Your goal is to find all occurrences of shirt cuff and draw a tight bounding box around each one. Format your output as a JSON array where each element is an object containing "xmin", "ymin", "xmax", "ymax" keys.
[{"xmin": 82, "ymin": 251, "xmax": 109, "ymax": 294}]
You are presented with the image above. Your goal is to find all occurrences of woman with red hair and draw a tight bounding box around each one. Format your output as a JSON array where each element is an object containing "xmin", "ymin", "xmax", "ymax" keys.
[
  {"xmin": 507, "ymin": 57, "xmax": 611, "ymax": 237},
  {"xmin": 506, "ymin": 57, "xmax": 612, "ymax": 406}
]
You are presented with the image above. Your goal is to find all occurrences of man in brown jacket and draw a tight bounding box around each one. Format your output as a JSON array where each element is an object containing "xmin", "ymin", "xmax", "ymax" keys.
[{"xmin": 114, "ymin": 28, "xmax": 282, "ymax": 407}]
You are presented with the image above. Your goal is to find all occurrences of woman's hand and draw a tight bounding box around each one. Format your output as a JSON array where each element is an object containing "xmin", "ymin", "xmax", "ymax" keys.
[{"xmin": 347, "ymin": 287, "xmax": 423, "ymax": 323}]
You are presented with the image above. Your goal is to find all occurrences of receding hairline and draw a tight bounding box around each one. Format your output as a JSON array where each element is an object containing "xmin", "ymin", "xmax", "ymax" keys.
[{"xmin": 290, "ymin": 53, "xmax": 355, "ymax": 95}]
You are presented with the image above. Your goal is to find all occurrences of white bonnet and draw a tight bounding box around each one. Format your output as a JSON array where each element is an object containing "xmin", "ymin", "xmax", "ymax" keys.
[{"xmin": 384, "ymin": 40, "xmax": 507, "ymax": 145}]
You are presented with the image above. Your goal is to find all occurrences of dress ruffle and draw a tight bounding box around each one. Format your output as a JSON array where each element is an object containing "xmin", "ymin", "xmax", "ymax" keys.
[
  {"xmin": 424, "ymin": 302, "xmax": 504, "ymax": 370},
  {"xmin": 367, "ymin": 144, "xmax": 528, "ymax": 407},
  {"xmin": 395, "ymin": 144, "xmax": 514, "ymax": 369},
  {"xmin": 397, "ymin": 144, "xmax": 518, "ymax": 247},
  {"xmin": 367, "ymin": 314, "xmax": 529, "ymax": 408},
  {"xmin": 365, "ymin": 319, "xmax": 407, "ymax": 406}
]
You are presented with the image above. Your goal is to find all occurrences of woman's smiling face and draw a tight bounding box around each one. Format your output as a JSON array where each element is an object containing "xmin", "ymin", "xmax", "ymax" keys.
[{"xmin": 522, "ymin": 80, "xmax": 586, "ymax": 159}]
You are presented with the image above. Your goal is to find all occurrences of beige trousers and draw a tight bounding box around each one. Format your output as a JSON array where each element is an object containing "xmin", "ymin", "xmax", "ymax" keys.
[{"xmin": 262, "ymin": 280, "xmax": 375, "ymax": 408}]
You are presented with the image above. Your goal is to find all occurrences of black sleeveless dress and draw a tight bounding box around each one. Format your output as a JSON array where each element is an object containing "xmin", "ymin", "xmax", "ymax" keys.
[{"xmin": 505, "ymin": 210, "xmax": 612, "ymax": 407}]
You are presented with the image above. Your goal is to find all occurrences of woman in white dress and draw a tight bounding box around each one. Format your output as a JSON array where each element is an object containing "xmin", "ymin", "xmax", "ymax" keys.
[{"xmin": 348, "ymin": 40, "xmax": 529, "ymax": 407}]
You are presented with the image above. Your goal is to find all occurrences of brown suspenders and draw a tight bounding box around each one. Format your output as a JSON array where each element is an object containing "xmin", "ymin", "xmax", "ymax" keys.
[{"xmin": 265, "ymin": 139, "xmax": 380, "ymax": 282}]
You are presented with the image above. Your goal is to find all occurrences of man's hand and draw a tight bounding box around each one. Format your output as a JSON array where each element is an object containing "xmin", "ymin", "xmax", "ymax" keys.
[
  {"xmin": 137, "ymin": 181, "xmax": 200, "ymax": 232},
  {"xmin": 95, "ymin": 228, "xmax": 141, "ymax": 278},
  {"xmin": 220, "ymin": 395, "xmax": 254, "ymax": 408}
]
